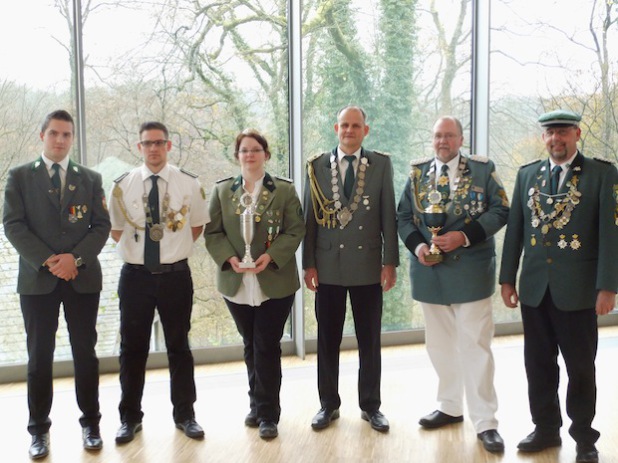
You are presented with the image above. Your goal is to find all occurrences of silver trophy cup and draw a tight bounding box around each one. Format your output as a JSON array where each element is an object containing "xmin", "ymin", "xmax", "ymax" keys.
[{"xmin": 239, "ymin": 193, "xmax": 257, "ymax": 268}]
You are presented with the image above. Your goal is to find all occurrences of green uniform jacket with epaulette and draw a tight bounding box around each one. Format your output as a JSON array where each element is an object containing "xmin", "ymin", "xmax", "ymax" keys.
[
  {"xmin": 205, "ymin": 172, "xmax": 305, "ymax": 299},
  {"xmin": 302, "ymin": 147, "xmax": 399, "ymax": 286},
  {"xmin": 397, "ymin": 154, "xmax": 509, "ymax": 304},
  {"xmin": 3, "ymin": 158, "xmax": 111, "ymax": 295},
  {"xmin": 499, "ymin": 152, "xmax": 618, "ymax": 311}
]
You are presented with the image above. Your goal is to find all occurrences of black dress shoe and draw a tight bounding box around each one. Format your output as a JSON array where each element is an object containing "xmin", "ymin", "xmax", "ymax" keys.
[
  {"xmin": 576, "ymin": 443, "xmax": 599, "ymax": 463},
  {"xmin": 311, "ymin": 408, "xmax": 340, "ymax": 430},
  {"xmin": 245, "ymin": 410, "xmax": 259, "ymax": 428},
  {"xmin": 361, "ymin": 410, "xmax": 390, "ymax": 432},
  {"xmin": 517, "ymin": 431, "xmax": 561, "ymax": 452},
  {"xmin": 258, "ymin": 421, "xmax": 278, "ymax": 439},
  {"xmin": 82, "ymin": 425, "xmax": 103, "ymax": 450},
  {"xmin": 477, "ymin": 429, "xmax": 505, "ymax": 453},
  {"xmin": 175, "ymin": 418, "xmax": 205, "ymax": 439},
  {"xmin": 419, "ymin": 410, "xmax": 464, "ymax": 429},
  {"xmin": 29, "ymin": 433, "xmax": 49, "ymax": 460},
  {"xmin": 115, "ymin": 422, "xmax": 142, "ymax": 444}
]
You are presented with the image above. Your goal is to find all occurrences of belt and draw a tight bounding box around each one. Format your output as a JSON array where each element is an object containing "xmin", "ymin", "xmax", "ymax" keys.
[{"xmin": 125, "ymin": 259, "xmax": 189, "ymax": 274}]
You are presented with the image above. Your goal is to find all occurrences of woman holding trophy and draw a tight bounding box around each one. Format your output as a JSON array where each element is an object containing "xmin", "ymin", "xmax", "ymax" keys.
[{"xmin": 204, "ymin": 129, "xmax": 305, "ymax": 439}]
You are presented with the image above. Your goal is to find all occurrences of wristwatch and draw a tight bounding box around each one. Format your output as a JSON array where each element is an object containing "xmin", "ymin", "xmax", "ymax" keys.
[{"xmin": 74, "ymin": 255, "xmax": 83, "ymax": 268}]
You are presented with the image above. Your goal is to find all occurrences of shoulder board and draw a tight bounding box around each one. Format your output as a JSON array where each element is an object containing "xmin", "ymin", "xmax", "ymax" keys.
[
  {"xmin": 180, "ymin": 168, "xmax": 198, "ymax": 178},
  {"xmin": 520, "ymin": 159, "xmax": 542, "ymax": 168},
  {"xmin": 307, "ymin": 152, "xmax": 326, "ymax": 164},
  {"xmin": 593, "ymin": 156, "xmax": 614, "ymax": 165},
  {"xmin": 274, "ymin": 175, "xmax": 293, "ymax": 183},
  {"xmin": 410, "ymin": 156, "xmax": 433, "ymax": 167},
  {"xmin": 468, "ymin": 154, "xmax": 489, "ymax": 163},
  {"xmin": 215, "ymin": 176, "xmax": 234, "ymax": 184},
  {"xmin": 113, "ymin": 172, "xmax": 129, "ymax": 183},
  {"xmin": 373, "ymin": 150, "xmax": 390, "ymax": 157}
]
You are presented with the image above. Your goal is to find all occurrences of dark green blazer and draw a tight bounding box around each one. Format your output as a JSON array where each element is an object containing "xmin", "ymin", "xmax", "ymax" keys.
[
  {"xmin": 397, "ymin": 155, "xmax": 509, "ymax": 304},
  {"xmin": 205, "ymin": 172, "xmax": 305, "ymax": 299},
  {"xmin": 3, "ymin": 158, "xmax": 111, "ymax": 295},
  {"xmin": 302, "ymin": 148, "xmax": 399, "ymax": 286},
  {"xmin": 499, "ymin": 152, "xmax": 618, "ymax": 311}
]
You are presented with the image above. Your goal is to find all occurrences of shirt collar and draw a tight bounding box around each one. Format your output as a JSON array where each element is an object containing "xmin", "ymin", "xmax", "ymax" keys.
[
  {"xmin": 141, "ymin": 163, "xmax": 171, "ymax": 183},
  {"xmin": 549, "ymin": 151, "xmax": 578, "ymax": 171},
  {"xmin": 336, "ymin": 147, "xmax": 361, "ymax": 163},
  {"xmin": 434, "ymin": 153, "xmax": 460, "ymax": 172},
  {"xmin": 41, "ymin": 153, "xmax": 70, "ymax": 171}
]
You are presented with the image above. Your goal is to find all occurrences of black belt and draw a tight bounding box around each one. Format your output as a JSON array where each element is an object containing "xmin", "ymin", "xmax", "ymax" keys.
[{"xmin": 125, "ymin": 259, "xmax": 189, "ymax": 274}]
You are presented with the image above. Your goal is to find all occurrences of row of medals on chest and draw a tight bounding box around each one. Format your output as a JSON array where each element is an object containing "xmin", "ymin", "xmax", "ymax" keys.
[
  {"xmin": 422, "ymin": 158, "xmax": 483, "ymax": 217},
  {"xmin": 527, "ymin": 169, "xmax": 582, "ymax": 249},
  {"xmin": 330, "ymin": 157, "xmax": 370, "ymax": 228},
  {"xmin": 143, "ymin": 192, "xmax": 188, "ymax": 242}
]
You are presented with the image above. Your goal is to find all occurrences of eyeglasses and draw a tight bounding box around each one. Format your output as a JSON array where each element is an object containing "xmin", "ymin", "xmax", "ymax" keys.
[
  {"xmin": 238, "ymin": 148, "xmax": 265, "ymax": 154},
  {"xmin": 139, "ymin": 140, "xmax": 168, "ymax": 148},
  {"xmin": 544, "ymin": 127, "xmax": 575, "ymax": 137},
  {"xmin": 433, "ymin": 133, "xmax": 459, "ymax": 141}
]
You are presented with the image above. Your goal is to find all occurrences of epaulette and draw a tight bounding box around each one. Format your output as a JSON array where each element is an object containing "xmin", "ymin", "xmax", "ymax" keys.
[
  {"xmin": 274, "ymin": 175, "xmax": 293, "ymax": 183},
  {"xmin": 307, "ymin": 152, "xmax": 326, "ymax": 164},
  {"xmin": 468, "ymin": 154, "xmax": 489, "ymax": 163},
  {"xmin": 114, "ymin": 172, "xmax": 129, "ymax": 183},
  {"xmin": 373, "ymin": 150, "xmax": 391, "ymax": 157},
  {"xmin": 180, "ymin": 168, "xmax": 198, "ymax": 178},
  {"xmin": 593, "ymin": 156, "xmax": 614, "ymax": 165},
  {"xmin": 520, "ymin": 159, "xmax": 542, "ymax": 168},
  {"xmin": 215, "ymin": 176, "xmax": 234, "ymax": 184},
  {"xmin": 410, "ymin": 156, "xmax": 433, "ymax": 166}
]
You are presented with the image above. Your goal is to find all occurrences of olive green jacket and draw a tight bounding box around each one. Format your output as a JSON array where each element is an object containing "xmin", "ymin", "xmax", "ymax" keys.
[{"xmin": 205, "ymin": 172, "xmax": 305, "ymax": 299}]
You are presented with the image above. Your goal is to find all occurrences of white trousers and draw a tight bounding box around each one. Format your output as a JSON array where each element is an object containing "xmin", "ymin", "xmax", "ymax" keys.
[{"xmin": 421, "ymin": 297, "xmax": 499, "ymax": 433}]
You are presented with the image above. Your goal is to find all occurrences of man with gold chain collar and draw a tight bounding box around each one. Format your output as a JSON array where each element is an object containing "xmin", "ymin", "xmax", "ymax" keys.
[
  {"xmin": 303, "ymin": 105, "xmax": 399, "ymax": 433},
  {"xmin": 397, "ymin": 116, "xmax": 509, "ymax": 454},
  {"xmin": 500, "ymin": 110, "xmax": 618, "ymax": 463},
  {"xmin": 109, "ymin": 121, "xmax": 209, "ymax": 444}
]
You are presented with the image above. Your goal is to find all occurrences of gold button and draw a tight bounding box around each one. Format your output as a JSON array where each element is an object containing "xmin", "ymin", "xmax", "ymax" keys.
[
  {"xmin": 544, "ymin": 241, "xmax": 552, "ymax": 247},
  {"xmin": 547, "ymin": 258, "xmax": 553, "ymax": 264}
]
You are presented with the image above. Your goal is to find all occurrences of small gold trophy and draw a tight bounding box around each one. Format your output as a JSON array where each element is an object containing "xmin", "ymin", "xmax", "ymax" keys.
[
  {"xmin": 239, "ymin": 193, "xmax": 257, "ymax": 268},
  {"xmin": 424, "ymin": 189, "xmax": 447, "ymax": 263}
]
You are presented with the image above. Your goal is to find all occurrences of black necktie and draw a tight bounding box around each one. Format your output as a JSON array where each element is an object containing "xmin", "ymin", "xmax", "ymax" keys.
[
  {"xmin": 51, "ymin": 163, "xmax": 61, "ymax": 198},
  {"xmin": 437, "ymin": 164, "xmax": 450, "ymax": 202},
  {"xmin": 144, "ymin": 175, "xmax": 160, "ymax": 271},
  {"xmin": 550, "ymin": 165, "xmax": 561, "ymax": 195},
  {"xmin": 343, "ymin": 155, "xmax": 356, "ymax": 200}
]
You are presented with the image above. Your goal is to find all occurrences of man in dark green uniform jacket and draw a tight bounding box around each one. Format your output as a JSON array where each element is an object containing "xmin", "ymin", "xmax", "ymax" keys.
[{"xmin": 500, "ymin": 110, "xmax": 618, "ymax": 463}]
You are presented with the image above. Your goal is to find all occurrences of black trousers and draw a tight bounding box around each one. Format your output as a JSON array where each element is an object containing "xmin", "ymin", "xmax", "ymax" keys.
[
  {"xmin": 118, "ymin": 264, "xmax": 196, "ymax": 424},
  {"xmin": 521, "ymin": 289, "xmax": 599, "ymax": 445},
  {"xmin": 315, "ymin": 283, "xmax": 383, "ymax": 412},
  {"xmin": 20, "ymin": 281, "xmax": 101, "ymax": 435},
  {"xmin": 225, "ymin": 295, "xmax": 293, "ymax": 423}
]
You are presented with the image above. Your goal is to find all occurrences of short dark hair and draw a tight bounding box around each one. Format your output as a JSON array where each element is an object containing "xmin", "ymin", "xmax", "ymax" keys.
[
  {"xmin": 337, "ymin": 105, "xmax": 367, "ymax": 122},
  {"xmin": 41, "ymin": 110, "xmax": 74, "ymax": 134},
  {"xmin": 234, "ymin": 129, "xmax": 271, "ymax": 160},
  {"xmin": 139, "ymin": 121, "xmax": 169, "ymax": 140}
]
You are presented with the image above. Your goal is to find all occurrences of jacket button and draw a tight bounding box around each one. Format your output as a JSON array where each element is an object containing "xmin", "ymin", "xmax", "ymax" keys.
[
  {"xmin": 358, "ymin": 245, "xmax": 363, "ymax": 250},
  {"xmin": 547, "ymin": 258, "xmax": 553, "ymax": 264},
  {"xmin": 339, "ymin": 244, "xmax": 344, "ymax": 249}
]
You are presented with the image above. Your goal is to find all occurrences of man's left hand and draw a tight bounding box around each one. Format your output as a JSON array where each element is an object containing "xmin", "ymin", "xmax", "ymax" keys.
[
  {"xmin": 596, "ymin": 290, "xmax": 617, "ymax": 315},
  {"xmin": 47, "ymin": 253, "xmax": 78, "ymax": 281},
  {"xmin": 431, "ymin": 231, "xmax": 465, "ymax": 253},
  {"xmin": 381, "ymin": 265, "xmax": 396, "ymax": 292}
]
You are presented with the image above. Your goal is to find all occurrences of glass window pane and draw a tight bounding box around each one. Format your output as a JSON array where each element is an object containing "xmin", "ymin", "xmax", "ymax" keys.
[
  {"xmin": 301, "ymin": 0, "xmax": 473, "ymax": 337},
  {"xmin": 489, "ymin": 0, "xmax": 618, "ymax": 322},
  {"xmin": 1, "ymin": 1, "xmax": 74, "ymax": 366},
  {"xmin": 82, "ymin": 0, "xmax": 291, "ymax": 353}
]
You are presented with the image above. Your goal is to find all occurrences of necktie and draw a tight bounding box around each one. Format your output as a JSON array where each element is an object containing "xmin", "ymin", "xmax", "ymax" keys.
[
  {"xmin": 144, "ymin": 175, "xmax": 161, "ymax": 271},
  {"xmin": 343, "ymin": 155, "xmax": 356, "ymax": 200},
  {"xmin": 550, "ymin": 165, "xmax": 561, "ymax": 195},
  {"xmin": 437, "ymin": 164, "xmax": 450, "ymax": 202},
  {"xmin": 51, "ymin": 163, "xmax": 61, "ymax": 198}
]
